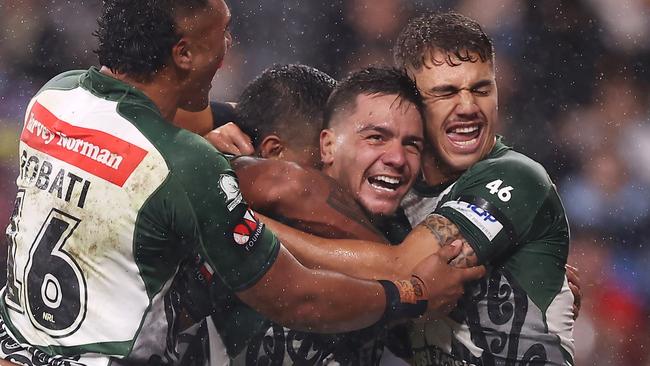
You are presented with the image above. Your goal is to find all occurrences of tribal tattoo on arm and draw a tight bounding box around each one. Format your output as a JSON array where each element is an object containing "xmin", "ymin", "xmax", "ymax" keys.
[{"xmin": 421, "ymin": 214, "xmax": 478, "ymax": 268}]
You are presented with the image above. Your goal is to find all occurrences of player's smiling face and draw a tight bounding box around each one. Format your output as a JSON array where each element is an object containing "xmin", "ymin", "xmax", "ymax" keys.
[
  {"xmin": 409, "ymin": 50, "xmax": 498, "ymax": 174},
  {"xmin": 321, "ymin": 93, "xmax": 424, "ymax": 217}
]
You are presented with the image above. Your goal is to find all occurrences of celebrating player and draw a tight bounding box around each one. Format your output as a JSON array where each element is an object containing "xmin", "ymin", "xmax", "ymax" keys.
[
  {"xmin": 226, "ymin": 65, "xmax": 427, "ymax": 364},
  {"xmin": 0, "ymin": 3, "xmax": 485, "ymax": 366},
  {"xmin": 265, "ymin": 12, "xmax": 575, "ymax": 365}
]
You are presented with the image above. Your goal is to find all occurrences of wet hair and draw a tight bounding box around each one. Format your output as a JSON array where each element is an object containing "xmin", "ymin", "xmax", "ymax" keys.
[
  {"xmin": 323, "ymin": 67, "xmax": 423, "ymax": 129},
  {"xmin": 94, "ymin": 0, "xmax": 210, "ymax": 81},
  {"xmin": 236, "ymin": 64, "xmax": 337, "ymax": 148},
  {"xmin": 393, "ymin": 11, "xmax": 494, "ymax": 70}
]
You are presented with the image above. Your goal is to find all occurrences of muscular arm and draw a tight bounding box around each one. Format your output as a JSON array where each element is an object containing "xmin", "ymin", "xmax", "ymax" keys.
[
  {"xmin": 236, "ymin": 244, "xmax": 387, "ymax": 333},
  {"xmin": 233, "ymin": 156, "xmax": 387, "ymax": 243},
  {"xmin": 260, "ymin": 213, "xmax": 478, "ymax": 280},
  {"xmin": 248, "ymin": 217, "xmax": 484, "ymax": 324}
]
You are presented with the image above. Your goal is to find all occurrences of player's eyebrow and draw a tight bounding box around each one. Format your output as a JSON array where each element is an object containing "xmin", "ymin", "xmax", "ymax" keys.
[
  {"xmin": 428, "ymin": 84, "xmax": 459, "ymax": 95},
  {"xmin": 469, "ymin": 79, "xmax": 494, "ymax": 89},
  {"xmin": 357, "ymin": 124, "xmax": 394, "ymax": 137},
  {"xmin": 428, "ymin": 78, "xmax": 494, "ymax": 94}
]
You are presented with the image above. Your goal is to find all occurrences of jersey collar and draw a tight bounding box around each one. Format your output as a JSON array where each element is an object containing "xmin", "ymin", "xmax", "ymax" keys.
[
  {"xmin": 413, "ymin": 136, "xmax": 511, "ymax": 196},
  {"xmin": 80, "ymin": 67, "xmax": 160, "ymax": 114}
]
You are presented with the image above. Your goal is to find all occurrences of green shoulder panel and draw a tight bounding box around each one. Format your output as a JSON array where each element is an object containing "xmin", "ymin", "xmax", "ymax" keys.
[
  {"xmin": 119, "ymin": 100, "xmax": 279, "ymax": 292},
  {"xmin": 436, "ymin": 150, "xmax": 554, "ymax": 263},
  {"xmin": 436, "ymin": 149, "xmax": 570, "ymax": 311},
  {"xmin": 36, "ymin": 70, "xmax": 86, "ymax": 96}
]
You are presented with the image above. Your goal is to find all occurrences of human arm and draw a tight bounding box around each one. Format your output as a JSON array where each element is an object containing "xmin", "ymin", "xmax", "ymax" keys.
[
  {"xmin": 170, "ymin": 139, "xmax": 480, "ymax": 332},
  {"xmin": 257, "ymin": 213, "xmax": 485, "ymax": 319},
  {"xmin": 236, "ymin": 237, "xmax": 479, "ymax": 331},
  {"xmin": 258, "ymin": 213, "xmax": 436, "ymax": 279},
  {"xmin": 232, "ymin": 156, "xmax": 387, "ymax": 242}
]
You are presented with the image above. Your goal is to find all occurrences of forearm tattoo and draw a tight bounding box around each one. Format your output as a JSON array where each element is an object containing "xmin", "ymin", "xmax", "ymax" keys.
[{"xmin": 422, "ymin": 214, "xmax": 478, "ymax": 268}]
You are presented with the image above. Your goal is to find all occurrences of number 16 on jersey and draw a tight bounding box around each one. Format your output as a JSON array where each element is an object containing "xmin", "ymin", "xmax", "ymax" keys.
[{"xmin": 5, "ymin": 190, "xmax": 88, "ymax": 337}]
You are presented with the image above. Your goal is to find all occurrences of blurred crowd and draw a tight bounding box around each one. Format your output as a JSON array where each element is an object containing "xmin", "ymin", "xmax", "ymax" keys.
[{"xmin": 1, "ymin": 0, "xmax": 649, "ymax": 364}]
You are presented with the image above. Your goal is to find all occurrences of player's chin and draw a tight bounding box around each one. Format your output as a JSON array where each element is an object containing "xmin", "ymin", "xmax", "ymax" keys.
[{"xmin": 361, "ymin": 198, "xmax": 401, "ymax": 218}]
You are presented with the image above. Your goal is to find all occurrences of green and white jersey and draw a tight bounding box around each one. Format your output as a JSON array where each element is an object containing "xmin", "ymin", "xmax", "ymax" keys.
[
  {"xmin": 403, "ymin": 139, "xmax": 574, "ymax": 366},
  {"xmin": 1, "ymin": 68, "xmax": 279, "ymax": 366}
]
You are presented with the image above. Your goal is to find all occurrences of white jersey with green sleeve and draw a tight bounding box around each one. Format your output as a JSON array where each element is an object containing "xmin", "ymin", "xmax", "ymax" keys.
[
  {"xmin": 403, "ymin": 139, "xmax": 575, "ymax": 366},
  {"xmin": 1, "ymin": 68, "xmax": 279, "ymax": 366}
]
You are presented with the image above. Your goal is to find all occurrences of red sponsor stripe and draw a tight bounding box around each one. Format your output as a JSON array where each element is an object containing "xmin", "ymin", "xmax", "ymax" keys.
[{"xmin": 20, "ymin": 101, "xmax": 148, "ymax": 187}]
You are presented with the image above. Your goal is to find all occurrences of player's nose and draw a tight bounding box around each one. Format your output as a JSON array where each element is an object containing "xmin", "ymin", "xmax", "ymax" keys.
[
  {"xmin": 381, "ymin": 141, "xmax": 407, "ymax": 168},
  {"xmin": 455, "ymin": 89, "xmax": 480, "ymax": 116}
]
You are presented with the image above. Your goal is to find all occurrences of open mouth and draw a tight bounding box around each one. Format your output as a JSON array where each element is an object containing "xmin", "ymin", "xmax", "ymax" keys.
[
  {"xmin": 368, "ymin": 175, "xmax": 402, "ymax": 192},
  {"xmin": 446, "ymin": 124, "xmax": 483, "ymax": 148}
]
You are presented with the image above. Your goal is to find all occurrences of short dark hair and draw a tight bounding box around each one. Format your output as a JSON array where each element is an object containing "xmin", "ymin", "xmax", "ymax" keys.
[
  {"xmin": 94, "ymin": 0, "xmax": 210, "ymax": 81},
  {"xmin": 236, "ymin": 64, "xmax": 336, "ymax": 147},
  {"xmin": 324, "ymin": 67, "xmax": 423, "ymax": 129},
  {"xmin": 393, "ymin": 11, "xmax": 494, "ymax": 70}
]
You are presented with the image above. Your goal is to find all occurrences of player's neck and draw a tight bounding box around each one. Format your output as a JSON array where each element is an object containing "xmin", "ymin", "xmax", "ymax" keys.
[
  {"xmin": 421, "ymin": 150, "xmax": 461, "ymax": 186},
  {"xmin": 99, "ymin": 66, "xmax": 180, "ymax": 121}
]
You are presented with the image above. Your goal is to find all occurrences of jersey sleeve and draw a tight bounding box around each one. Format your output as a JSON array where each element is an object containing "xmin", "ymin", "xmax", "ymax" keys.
[
  {"xmin": 434, "ymin": 156, "xmax": 553, "ymax": 264},
  {"xmin": 169, "ymin": 137, "xmax": 280, "ymax": 292}
]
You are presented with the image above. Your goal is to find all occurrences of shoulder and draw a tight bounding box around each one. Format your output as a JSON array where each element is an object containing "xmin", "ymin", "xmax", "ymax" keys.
[
  {"xmin": 169, "ymin": 130, "xmax": 235, "ymax": 181},
  {"xmin": 232, "ymin": 156, "xmax": 325, "ymax": 200},
  {"xmin": 37, "ymin": 70, "xmax": 86, "ymax": 95},
  {"xmin": 464, "ymin": 149, "xmax": 554, "ymax": 192}
]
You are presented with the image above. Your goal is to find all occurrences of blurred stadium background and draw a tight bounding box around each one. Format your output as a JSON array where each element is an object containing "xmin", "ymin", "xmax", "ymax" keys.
[{"xmin": 1, "ymin": 0, "xmax": 649, "ymax": 364}]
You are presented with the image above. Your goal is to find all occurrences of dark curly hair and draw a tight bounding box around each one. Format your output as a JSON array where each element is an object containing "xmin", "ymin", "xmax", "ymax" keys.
[
  {"xmin": 236, "ymin": 64, "xmax": 336, "ymax": 148},
  {"xmin": 393, "ymin": 11, "xmax": 494, "ymax": 70},
  {"xmin": 324, "ymin": 67, "xmax": 423, "ymax": 129},
  {"xmin": 94, "ymin": 0, "xmax": 210, "ymax": 81}
]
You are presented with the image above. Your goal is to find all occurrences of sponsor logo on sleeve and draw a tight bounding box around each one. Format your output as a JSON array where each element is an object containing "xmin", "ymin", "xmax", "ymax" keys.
[
  {"xmin": 219, "ymin": 174, "xmax": 243, "ymax": 211},
  {"xmin": 233, "ymin": 209, "xmax": 264, "ymax": 252},
  {"xmin": 441, "ymin": 200, "xmax": 503, "ymax": 241}
]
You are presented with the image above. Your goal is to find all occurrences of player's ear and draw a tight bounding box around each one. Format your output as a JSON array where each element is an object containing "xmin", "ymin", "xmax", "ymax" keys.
[
  {"xmin": 259, "ymin": 135, "xmax": 284, "ymax": 160},
  {"xmin": 171, "ymin": 38, "xmax": 192, "ymax": 71},
  {"xmin": 320, "ymin": 129, "xmax": 335, "ymax": 165}
]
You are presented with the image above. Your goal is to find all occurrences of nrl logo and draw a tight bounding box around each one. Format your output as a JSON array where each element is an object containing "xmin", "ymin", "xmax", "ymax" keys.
[{"xmin": 219, "ymin": 174, "xmax": 243, "ymax": 211}]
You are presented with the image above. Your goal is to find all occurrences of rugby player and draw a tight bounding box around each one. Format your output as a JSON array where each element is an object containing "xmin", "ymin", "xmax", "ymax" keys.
[
  {"xmin": 261, "ymin": 12, "xmax": 576, "ymax": 365},
  {"xmin": 232, "ymin": 65, "xmax": 427, "ymax": 365},
  {"xmin": 0, "ymin": 2, "xmax": 485, "ymax": 366},
  {"xmin": 177, "ymin": 65, "xmax": 433, "ymax": 365}
]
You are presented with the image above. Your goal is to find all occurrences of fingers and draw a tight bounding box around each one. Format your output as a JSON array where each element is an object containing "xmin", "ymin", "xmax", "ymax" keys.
[
  {"xmin": 568, "ymin": 281, "xmax": 581, "ymax": 320},
  {"xmin": 565, "ymin": 264, "xmax": 582, "ymax": 320},
  {"xmin": 436, "ymin": 240, "xmax": 463, "ymax": 262},
  {"xmin": 565, "ymin": 264, "xmax": 581, "ymax": 288},
  {"xmin": 229, "ymin": 126, "xmax": 255, "ymax": 155},
  {"xmin": 204, "ymin": 122, "xmax": 254, "ymax": 155}
]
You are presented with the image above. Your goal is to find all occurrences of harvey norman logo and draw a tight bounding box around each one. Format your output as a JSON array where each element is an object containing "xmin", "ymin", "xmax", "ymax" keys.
[
  {"xmin": 26, "ymin": 112, "xmax": 124, "ymax": 170},
  {"xmin": 21, "ymin": 101, "xmax": 148, "ymax": 187}
]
